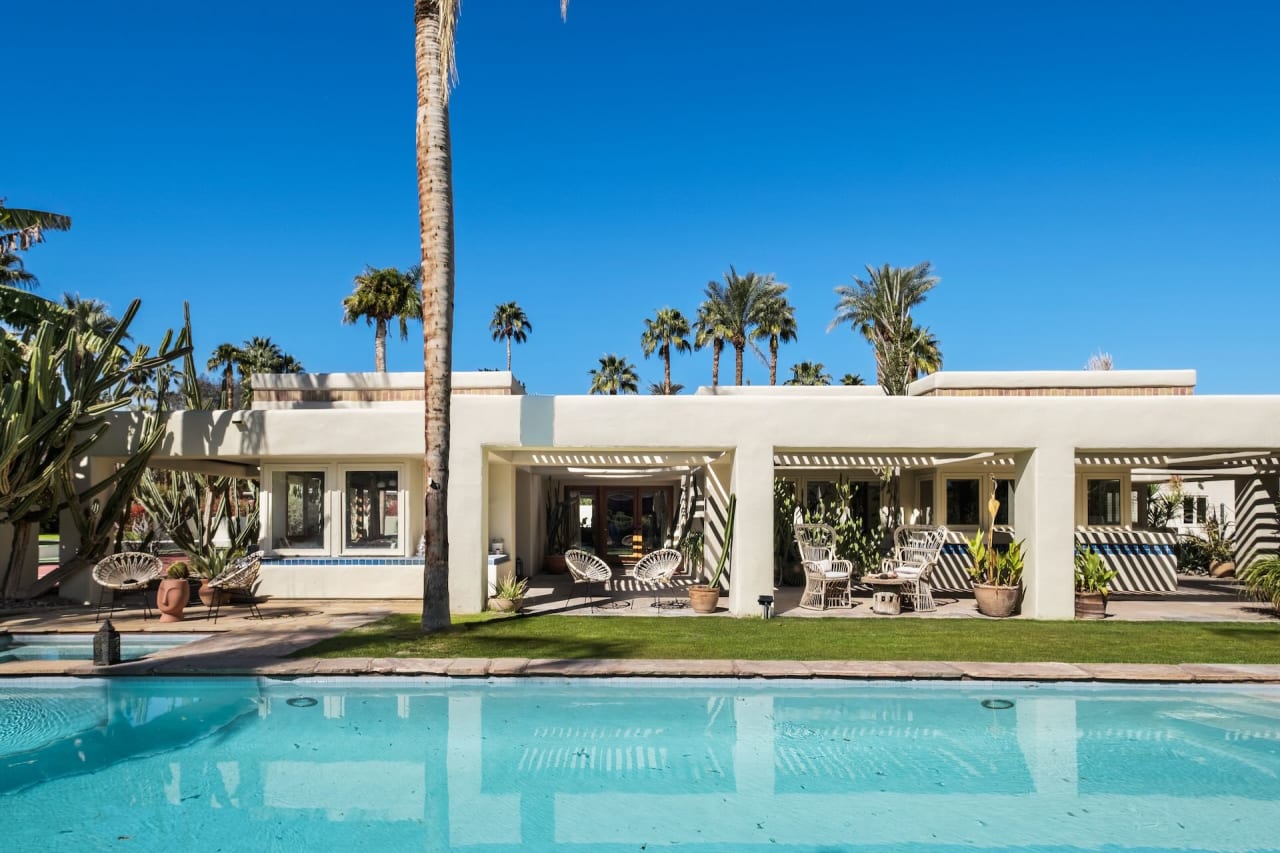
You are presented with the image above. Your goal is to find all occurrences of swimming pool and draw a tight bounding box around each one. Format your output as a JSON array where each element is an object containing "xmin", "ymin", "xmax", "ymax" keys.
[
  {"xmin": 1, "ymin": 677, "xmax": 1278, "ymax": 851},
  {"xmin": 0, "ymin": 633, "xmax": 207, "ymax": 663}
]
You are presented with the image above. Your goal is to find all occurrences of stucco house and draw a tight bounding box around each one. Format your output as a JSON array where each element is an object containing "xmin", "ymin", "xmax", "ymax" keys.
[{"xmin": 45, "ymin": 368, "xmax": 1280, "ymax": 618}]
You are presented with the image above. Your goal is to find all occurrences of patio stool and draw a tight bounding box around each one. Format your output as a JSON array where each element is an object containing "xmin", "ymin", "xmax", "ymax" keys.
[{"xmin": 872, "ymin": 590, "xmax": 901, "ymax": 615}]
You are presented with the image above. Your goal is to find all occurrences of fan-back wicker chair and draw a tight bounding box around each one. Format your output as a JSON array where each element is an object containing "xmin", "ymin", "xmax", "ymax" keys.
[
  {"xmin": 794, "ymin": 523, "xmax": 853, "ymax": 610},
  {"xmin": 564, "ymin": 549, "xmax": 614, "ymax": 612},
  {"xmin": 92, "ymin": 552, "xmax": 165, "ymax": 621},
  {"xmin": 879, "ymin": 525, "xmax": 948, "ymax": 612},
  {"xmin": 206, "ymin": 552, "xmax": 264, "ymax": 623},
  {"xmin": 632, "ymin": 548, "xmax": 684, "ymax": 609}
]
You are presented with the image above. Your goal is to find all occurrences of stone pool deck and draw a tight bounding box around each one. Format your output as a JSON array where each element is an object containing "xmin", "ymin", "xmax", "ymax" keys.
[{"xmin": 2, "ymin": 597, "xmax": 1280, "ymax": 684}]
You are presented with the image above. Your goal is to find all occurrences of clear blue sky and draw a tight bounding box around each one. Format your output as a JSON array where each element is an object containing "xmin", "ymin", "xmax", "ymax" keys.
[{"xmin": 6, "ymin": 0, "xmax": 1278, "ymax": 394}]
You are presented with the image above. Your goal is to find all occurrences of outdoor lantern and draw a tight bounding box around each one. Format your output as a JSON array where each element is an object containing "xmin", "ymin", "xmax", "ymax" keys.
[
  {"xmin": 94, "ymin": 619, "xmax": 121, "ymax": 666},
  {"xmin": 758, "ymin": 594, "xmax": 774, "ymax": 620}
]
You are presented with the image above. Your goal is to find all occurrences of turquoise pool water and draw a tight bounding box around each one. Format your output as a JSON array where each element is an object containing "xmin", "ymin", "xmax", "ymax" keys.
[
  {"xmin": 0, "ymin": 633, "xmax": 206, "ymax": 663},
  {"xmin": 1, "ymin": 678, "xmax": 1278, "ymax": 851}
]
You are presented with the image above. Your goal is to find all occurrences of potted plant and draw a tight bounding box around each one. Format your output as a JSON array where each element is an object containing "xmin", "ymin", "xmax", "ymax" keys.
[
  {"xmin": 1238, "ymin": 555, "xmax": 1280, "ymax": 614},
  {"xmin": 488, "ymin": 576, "xmax": 529, "ymax": 613},
  {"xmin": 156, "ymin": 561, "xmax": 191, "ymax": 622},
  {"xmin": 686, "ymin": 494, "xmax": 735, "ymax": 614},
  {"xmin": 966, "ymin": 528, "xmax": 1024, "ymax": 618},
  {"xmin": 1074, "ymin": 546, "xmax": 1117, "ymax": 619},
  {"xmin": 1204, "ymin": 517, "xmax": 1236, "ymax": 578},
  {"xmin": 190, "ymin": 548, "xmax": 242, "ymax": 607},
  {"xmin": 542, "ymin": 488, "xmax": 569, "ymax": 574}
]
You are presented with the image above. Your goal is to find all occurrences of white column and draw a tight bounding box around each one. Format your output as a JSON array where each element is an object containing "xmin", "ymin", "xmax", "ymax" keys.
[
  {"xmin": 486, "ymin": 459, "xmax": 517, "ymax": 592},
  {"xmin": 1013, "ymin": 444, "xmax": 1076, "ymax": 619},
  {"xmin": 729, "ymin": 442, "xmax": 775, "ymax": 617},
  {"xmin": 448, "ymin": 442, "xmax": 487, "ymax": 614},
  {"xmin": 1234, "ymin": 474, "xmax": 1280, "ymax": 570}
]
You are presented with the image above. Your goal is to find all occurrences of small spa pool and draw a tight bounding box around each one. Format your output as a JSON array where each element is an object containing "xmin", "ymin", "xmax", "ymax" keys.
[{"xmin": 0, "ymin": 633, "xmax": 206, "ymax": 663}]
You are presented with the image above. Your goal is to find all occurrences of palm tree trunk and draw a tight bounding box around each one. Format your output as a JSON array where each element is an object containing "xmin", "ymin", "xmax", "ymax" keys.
[
  {"xmin": 734, "ymin": 343, "xmax": 745, "ymax": 386},
  {"xmin": 375, "ymin": 318, "xmax": 388, "ymax": 372},
  {"xmin": 506, "ymin": 336, "xmax": 511, "ymax": 371},
  {"xmin": 416, "ymin": 0, "xmax": 454, "ymax": 633},
  {"xmin": 662, "ymin": 343, "xmax": 671, "ymax": 392},
  {"xmin": 711, "ymin": 341, "xmax": 722, "ymax": 388},
  {"xmin": 769, "ymin": 336, "xmax": 778, "ymax": 386},
  {"xmin": 223, "ymin": 366, "xmax": 234, "ymax": 409}
]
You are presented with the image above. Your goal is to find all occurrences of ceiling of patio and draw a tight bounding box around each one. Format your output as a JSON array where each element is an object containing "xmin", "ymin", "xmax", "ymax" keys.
[{"xmin": 496, "ymin": 449, "xmax": 726, "ymax": 480}]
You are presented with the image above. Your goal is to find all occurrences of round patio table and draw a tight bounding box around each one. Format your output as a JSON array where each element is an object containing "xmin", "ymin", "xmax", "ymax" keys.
[{"xmin": 862, "ymin": 576, "xmax": 908, "ymax": 615}]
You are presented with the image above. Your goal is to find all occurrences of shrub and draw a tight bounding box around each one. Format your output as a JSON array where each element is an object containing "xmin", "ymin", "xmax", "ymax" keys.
[{"xmin": 1238, "ymin": 556, "xmax": 1280, "ymax": 611}]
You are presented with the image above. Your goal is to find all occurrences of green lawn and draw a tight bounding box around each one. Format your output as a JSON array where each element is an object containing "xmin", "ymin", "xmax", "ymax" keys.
[{"xmin": 302, "ymin": 614, "xmax": 1280, "ymax": 665}]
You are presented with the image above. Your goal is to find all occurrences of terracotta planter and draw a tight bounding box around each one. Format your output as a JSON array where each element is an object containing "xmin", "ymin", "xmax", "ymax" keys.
[
  {"xmin": 543, "ymin": 554, "xmax": 568, "ymax": 574},
  {"xmin": 688, "ymin": 585, "xmax": 721, "ymax": 614},
  {"xmin": 1075, "ymin": 591, "xmax": 1107, "ymax": 619},
  {"xmin": 198, "ymin": 580, "xmax": 229, "ymax": 608},
  {"xmin": 973, "ymin": 583, "xmax": 1020, "ymax": 618},
  {"xmin": 488, "ymin": 597, "xmax": 523, "ymax": 613},
  {"xmin": 1209, "ymin": 560, "xmax": 1236, "ymax": 578},
  {"xmin": 156, "ymin": 578, "xmax": 189, "ymax": 622}
]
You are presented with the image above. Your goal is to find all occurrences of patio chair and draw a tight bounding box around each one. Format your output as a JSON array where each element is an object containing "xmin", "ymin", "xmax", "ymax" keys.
[
  {"xmin": 793, "ymin": 523, "xmax": 853, "ymax": 610},
  {"xmin": 92, "ymin": 552, "xmax": 165, "ymax": 622},
  {"xmin": 564, "ymin": 549, "xmax": 613, "ymax": 612},
  {"xmin": 879, "ymin": 525, "xmax": 948, "ymax": 612},
  {"xmin": 206, "ymin": 552, "xmax": 264, "ymax": 623},
  {"xmin": 632, "ymin": 548, "xmax": 684, "ymax": 609}
]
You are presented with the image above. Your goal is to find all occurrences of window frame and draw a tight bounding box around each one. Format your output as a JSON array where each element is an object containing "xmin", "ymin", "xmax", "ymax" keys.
[
  {"xmin": 1085, "ymin": 477, "xmax": 1124, "ymax": 526},
  {"xmin": 338, "ymin": 463, "xmax": 409, "ymax": 557}
]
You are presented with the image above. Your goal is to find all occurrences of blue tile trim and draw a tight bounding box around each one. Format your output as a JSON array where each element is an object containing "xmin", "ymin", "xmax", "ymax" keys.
[
  {"xmin": 1077, "ymin": 543, "xmax": 1175, "ymax": 556},
  {"xmin": 261, "ymin": 556, "xmax": 422, "ymax": 566}
]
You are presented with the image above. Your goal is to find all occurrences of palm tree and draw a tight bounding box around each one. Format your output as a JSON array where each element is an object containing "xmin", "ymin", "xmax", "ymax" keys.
[
  {"xmin": 907, "ymin": 322, "xmax": 943, "ymax": 380},
  {"xmin": 640, "ymin": 307, "xmax": 692, "ymax": 394},
  {"xmin": 414, "ymin": 0, "xmax": 568, "ymax": 632},
  {"xmin": 752, "ymin": 293, "xmax": 798, "ymax": 385},
  {"xmin": 61, "ymin": 293, "xmax": 122, "ymax": 341},
  {"xmin": 785, "ymin": 361, "xmax": 832, "ymax": 386},
  {"xmin": 207, "ymin": 342, "xmax": 243, "ymax": 408},
  {"xmin": 840, "ymin": 373, "xmax": 866, "ymax": 386},
  {"xmin": 647, "ymin": 381, "xmax": 685, "ymax": 395},
  {"xmin": 342, "ymin": 265, "xmax": 422, "ymax": 372},
  {"xmin": 0, "ymin": 252, "xmax": 37, "ymax": 289},
  {"xmin": 703, "ymin": 266, "xmax": 785, "ymax": 386},
  {"xmin": 0, "ymin": 201, "xmax": 71, "ymax": 255},
  {"xmin": 693, "ymin": 300, "xmax": 726, "ymax": 388},
  {"xmin": 489, "ymin": 301, "xmax": 533, "ymax": 371},
  {"xmin": 588, "ymin": 354, "xmax": 639, "ymax": 395},
  {"xmin": 831, "ymin": 262, "xmax": 940, "ymax": 395},
  {"xmin": 236, "ymin": 336, "xmax": 303, "ymax": 405}
]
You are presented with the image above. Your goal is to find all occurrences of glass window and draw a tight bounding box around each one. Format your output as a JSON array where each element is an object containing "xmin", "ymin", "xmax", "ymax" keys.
[
  {"xmin": 1087, "ymin": 479, "xmax": 1122, "ymax": 526},
  {"xmin": 274, "ymin": 471, "xmax": 325, "ymax": 549},
  {"xmin": 344, "ymin": 470, "xmax": 400, "ymax": 551},
  {"xmin": 1182, "ymin": 497, "xmax": 1195, "ymax": 524},
  {"xmin": 994, "ymin": 479, "xmax": 1014, "ymax": 526},
  {"xmin": 917, "ymin": 480, "xmax": 934, "ymax": 525},
  {"xmin": 945, "ymin": 479, "xmax": 980, "ymax": 526}
]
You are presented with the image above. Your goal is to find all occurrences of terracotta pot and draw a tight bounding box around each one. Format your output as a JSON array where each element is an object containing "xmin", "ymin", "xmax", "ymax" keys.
[
  {"xmin": 973, "ymin": 583, "xmax": 1020, "ymax": 618},
  {"xmin": 156, "ymin": 578, "xmax": 189, "ymax": 622},
  {"xmin": 688, "ymin": 585, "xmax": 721, "ymax": 614},
  {"xmin": 543, "ymin": 554, "xmax": 568, "ymax": 574},
  {"xmin": 1075, "ymin": 591, "xmax": 1107, "ymax": 620},
  {"xmin": 488, "ymin": 597, "xmax": 522, "ymax": 613},
  {"xmin": 1209, "ymin": 560, "xmax": 1236, "ymax": 579},
  {"xmin": 198, "ymin": 580, "xmax": 229, "ymax": 608}
]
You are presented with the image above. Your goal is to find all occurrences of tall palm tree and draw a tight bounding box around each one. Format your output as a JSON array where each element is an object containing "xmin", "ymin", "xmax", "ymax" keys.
[
  {"xmin": 342, "ymin": 265, "xmax": 422, "ymax": 372},
  {"xmin": 830, "ymin": 262, "xmax": 940, "ymax": 395},
  {"xmin": 693, "ymin": 300, "xmax": 726, "ymax": 388},
  {"xmin": 784, "ymin": 361, "xmax": 832, "ymax": 386},
  {"xmin": 61, "ymin": 293, "xmax": 122, "ymax": 341},
  {"xmin": 907, "ymin": 322, "xmax": 942, "ymax": 380},
  {"xmin": 489, "ymin": 301, "xmax": 533, "ymax": 371},
  {"xmin": 640, "ymin": 307, "xmax": 691, "ymax": 394},
  {"xmin": 588, "ymin": 354, "xmax": 639, "ymax": 395},
  {"xmin": 207, "ymin": 342, "xmax": 243, "ymax": 408},
  {"xmin": 414, "ymin": 0, "xmax": 568, "ymax": 632},
  {"xmin": 752, "ymin": 293, "xmax": 798, "ymax": 385},
  {"xmin": 703, "ymin": 266, "xmax": 785, "ymax": 386},
  {"xmin": 0, "ymin": 201, "xmax": 71, "ymax": 255},
  {"xmin": 0, "ymin": 252, "xmax": 37, "ymax": 289},
  {"xmin": 236, "ymin": 336, "xmax": 304, "ymax": 405}
]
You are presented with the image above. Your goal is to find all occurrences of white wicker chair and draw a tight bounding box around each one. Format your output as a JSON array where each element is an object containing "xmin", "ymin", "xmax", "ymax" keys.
[
  {"xmin": 564, "ymin": 549, "xmax": 613, "ymax": 612},
  {"xmin": 794, "ymin": 524, "xmax": 853, "ymax": 610},
  {"xmin": 879, "ymin": 525, "xmax": 948, "ymax": 612},
  {"xmin": 206, "ymin": 552, "xmax": 264, "ymax": 623},
  {"xmin": 92, "ymin": 552, "xmax": 165, "ymax": 621},
  {"xmin": 632, "ymin": 548, "xmax": 684, "ymax": 609}
]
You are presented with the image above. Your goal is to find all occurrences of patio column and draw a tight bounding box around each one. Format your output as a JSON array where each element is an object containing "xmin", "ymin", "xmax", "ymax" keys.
[
  {"xmin": 448, "ymin": 440, "xmax": 487, "ymax": 614},
  {"xmin": 486, "ymin": 457, "xmax": 516, "ymax": 592},
  {"xmin": 1234, "ymin": 473, "xmax": 1280, "ymax": 570},
  {"xmin": 729, "ymin": 441, "xmax": 775, "ymax": 617},
  {"xmin": 1013, "ymin": 443, "xmax": 1075, "ymax": 619}
]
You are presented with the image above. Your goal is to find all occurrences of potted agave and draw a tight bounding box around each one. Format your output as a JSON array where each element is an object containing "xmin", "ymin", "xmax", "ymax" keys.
[
  {"xmin": 156, "ymin": 561, "xmax": 191, "ymax": 622},
  {"xmin": 966, "ymin": 487, "xmax": 1024, "ymax": 617},
  {"xmin": 686, "ymin": 495, "xmax": 736, "ymax": 614},
  {"xmin": 1074, "ymin": 546, "xmax": 1117, "ymax": 619},
  {"xmin": 488, "ymin": 576, "xmax": 529, "ymax": 613}
]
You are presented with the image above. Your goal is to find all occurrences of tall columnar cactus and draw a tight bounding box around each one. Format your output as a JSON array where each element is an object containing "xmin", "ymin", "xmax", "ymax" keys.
[{"xmin": 0, "ymin": 287, "xmax": 188, "ymax": 596}]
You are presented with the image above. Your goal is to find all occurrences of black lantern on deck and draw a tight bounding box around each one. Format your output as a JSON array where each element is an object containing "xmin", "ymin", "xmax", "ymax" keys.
[
  {"xmin": 758, "ymin": 595, "xmax": 774, "ymax": 620},
  {"xmin": 94, "ymin": 619, "xmax": 121, "ymax": 666}
]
